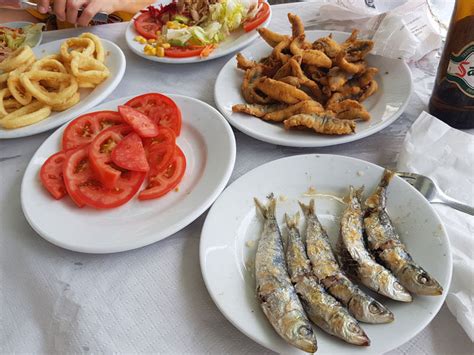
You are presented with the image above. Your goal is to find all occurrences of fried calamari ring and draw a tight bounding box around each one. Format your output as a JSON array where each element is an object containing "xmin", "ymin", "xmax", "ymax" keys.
[
  {"xmin": 0, "ymin": 46, "xmax": 35, "ymax": 72},
  {"xmin": 31, "ymin": 57, "xmax": 68, "ymax": 73},
  {"xmin": 80, "ymin": 33, "xmax": 105, "ymax": 63},
  {"xmin": 51, "ymin": 92, "xmax": 80, "ymax": 111},
  {"xmin": 0, "ymin": 73, "xmax": 8, "ymax": 89},
  {"xmin": 283, "ymin": 113, "xmax": 356, "ymax": 135},
  {"xmin": 20, "ymin": 71, "xmax": 78, "ymax": 106},
  {"xmin": 7, "ymin": 71, "xmax": 33, "ymax": 106},
  {"xmin": 256, "ymin": 77, "xmax": 311, "ymax": 104},
  {"xmin": 0, "ymin": 100, "xmax": 51, "ymax": 129},
  {"xmin": 70, "ymin": 53, "xmax": 109, "ymax": 85},
  {"xmin": 0, "ymin": 88, "xmax": 16, "ymax": 117},
  {"xmin": 60, "ymin": 38, "xmax": 95, "ymax": 62}
]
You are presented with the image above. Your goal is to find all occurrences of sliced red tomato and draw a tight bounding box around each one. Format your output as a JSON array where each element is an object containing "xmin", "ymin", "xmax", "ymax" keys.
[
  {"xmin": 244, "ymin": 1, "xmax": 271, "ymax": 32},
  {"xmin": 63, "ymin": 146, "xmax": 145, "ymax": 209},
  {"xmin": 142, "ymin": 126, "xmax": 176, "ymax": 152},
  {"xmin": 88, "ymin": 125, "xmax": 132, "ymax": 188},
  {"xmin": 147, "ymin": 143, "xmax": 175, "ymax": 175},
  {"xmin": 111, "ymin": 132, "xmax": 149, "ymax": 172},
  {"xmin": 62, "ymin": 111, "xmax": 123, "ymax": 151},
  {"xmin": 125, "ymin": 93, "xmax": 182, "ymax": 136},
  {"xmin": 118, "ymin": 105, "xmax": 159, "ymax": 138},
  {"xmin": 40, "ymin": 151, "xmax": 67, "ymax": 200},
  {"xmin": 134, "ymin": 12, "xmax": 161, "ymax": 39},
  {"xmin": 164, "ymin": 46, "xmax": 205, "ymax": 58},
  {"xmin": 139, "ymin": 146, "xmax": 186, "ymax": 201}
]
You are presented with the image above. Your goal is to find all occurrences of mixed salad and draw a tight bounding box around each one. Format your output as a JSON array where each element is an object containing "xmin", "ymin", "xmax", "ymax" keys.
[
  {"xmin": 0, "ymin": 23, "xmax": 44, "ymax": 61},
  {"xmin": 133, "ymin": 0, "xmax": 270, "ymax": 58}
]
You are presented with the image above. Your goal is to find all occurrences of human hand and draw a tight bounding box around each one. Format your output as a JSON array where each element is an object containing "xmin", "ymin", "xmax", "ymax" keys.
[{"xmin": 36, "ymin": 0, "xmax": 118, "ymax": 26}]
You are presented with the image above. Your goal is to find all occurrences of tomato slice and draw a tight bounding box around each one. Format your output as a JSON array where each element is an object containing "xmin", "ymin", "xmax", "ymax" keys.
[
  {"xmin": 88, "ymin": 125, "xmax": 132, "ymax": 188},
  {"xmin": 118, "ymin": 105, "xmax": 159, "ymax": 138},
  {"xmin": 125, "ymin": 93, "xmax": 182, "ymax": 136},
  {"xmin": 147, "ymin": 143, "xmax": 175, "ymax": 175},
  {"xmin": 142, "ymin": 126, "xmax": 176, "ymax": 152},
  {"xmin": 62, "ymin": 111, "xmax": 123, "ymax": 151},
  {"xmin": 63, "ymin": 147, "xmax": 145, "ymax": 209},
  {"xmin": 40, "ymin": 151, "xmax": 68, "ymax": 200},
  {"xmin": 164, "ymin": 46, "xmax": 205, "ymax": 58},
  {"xmin": 134, "ymin": 12, "xmax": 161, "ymax": 39},
  {"xmin": 244, "ymin": 1, "xmax": 271, "ymax": 32},
  {"xmin": 111, "ymin": 132, "xmax": 149, "ymax": 172},
  {"xmin": 139, "ymin": 146, "xmax": 186, "ymax": 201}
]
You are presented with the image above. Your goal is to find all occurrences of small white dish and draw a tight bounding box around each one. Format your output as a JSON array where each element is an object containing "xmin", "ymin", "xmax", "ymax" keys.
[
  {"xmin": 21, "ymin": 94, "xmax": 236, "ymax": 254},
  {"xmin": 214, "ymin": 30, "xmax": 412, "ymax": 147},
  {"xmin": 0, "ymin": 38, "xmax": 126, "ymax": 139},
  {"xmin": 125, "ymin": 1, "xmax": 271, "ymax": 64},
  {"xmin": 200, "ymin": 154, "xmax": 452, "ymax": 354},
  {"xmin": 1, "ymin": 21, "xmax": 44, "ymax": 48}
]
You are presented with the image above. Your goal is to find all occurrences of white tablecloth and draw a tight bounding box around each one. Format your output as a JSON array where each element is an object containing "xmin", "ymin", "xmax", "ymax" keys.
[{"xmin": 1, "ymin": 3, "xmax": 472, "ymax": 354}]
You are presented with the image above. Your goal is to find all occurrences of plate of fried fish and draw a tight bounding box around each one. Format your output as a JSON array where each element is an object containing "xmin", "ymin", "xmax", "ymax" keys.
[
  {"xmin": 200, "ymin": 154, "xmax": 451, "ymax": 354},
  {"xmin": 214, "ymin": 14, "xmax": 412, "ymax": 147}
]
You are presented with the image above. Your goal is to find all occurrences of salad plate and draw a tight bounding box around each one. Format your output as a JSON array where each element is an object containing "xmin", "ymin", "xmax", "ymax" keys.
[
  {"xmin": 0, "ymin": 38, "xmax": 125, "ymax": 139},
  {"xmin": 200, "ymin": 154, "xmax": 452, "ymax": 354},
  {"xmin": 1, "ymin": 21, "xmax": 44, "ymax": 49},
  {"xmin": 21, "ymin": 94, "xmax": 236, "ymax": 253},
  {"xmin": 214, "ymin": 30, "xmax": 412, "ymax": 147},
  {"xmin": 125, "ymin": 0, "xmax": 272, "ymax": 64}
]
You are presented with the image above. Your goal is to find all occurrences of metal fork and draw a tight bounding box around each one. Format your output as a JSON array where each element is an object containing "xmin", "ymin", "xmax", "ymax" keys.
[{"xmin": 396, "ymin": 172, "xmax": 474, "ymax": 216}]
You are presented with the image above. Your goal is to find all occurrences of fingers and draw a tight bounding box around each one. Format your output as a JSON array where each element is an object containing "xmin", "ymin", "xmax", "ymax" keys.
[
  {"xmin": 53, "ymin": 0, "xmax": 68, "ymax": 22},
  {"xmin": 36, "ymin": 0, "xmax": 50, "ymax": 14},
  {"xmin": 77, "ymin": 1, "xmax": 102, "ymax": 27},
  {"xmin": 67, "ymin": 0, "xmax": 88, "ymax": 24}
]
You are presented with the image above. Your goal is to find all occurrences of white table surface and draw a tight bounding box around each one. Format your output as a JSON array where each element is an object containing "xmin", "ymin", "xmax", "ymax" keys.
[{"xmin": 1, "ymin": 2, "xmax": 472, "ymax": 354}]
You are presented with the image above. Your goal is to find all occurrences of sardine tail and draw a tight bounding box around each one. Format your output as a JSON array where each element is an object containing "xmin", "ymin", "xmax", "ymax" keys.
[
  {"xmin": 299, "ymin": 199, "xmax": 315, "ymax": 216},
  {"xmin": 381, "ymin": 169, "xmax": 395, "ymax": 187},
  {"xmin": 284, "ymin": 212, "xmax": 300, "ymax": 228},
  {"xmin": 254, "ymin": 196, "xmax": 276, "ymax": 219}
]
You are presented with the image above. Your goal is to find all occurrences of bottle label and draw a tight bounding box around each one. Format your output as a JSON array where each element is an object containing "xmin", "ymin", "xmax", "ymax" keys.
[{"xmin": 446, "ymin": 42, "xmax": 474, "ymax": 98}]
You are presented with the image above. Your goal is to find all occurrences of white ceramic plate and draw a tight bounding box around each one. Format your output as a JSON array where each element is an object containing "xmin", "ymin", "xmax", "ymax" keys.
[
  {"xmin": 0, "ymin": 38, "xmax": 125, "ymax": 139},
  {"xmin": 125, "ymin": 0, "xmax": 271, "ymax": 64},
  {"xmin": 21, "ymin": 94, "xmax": 236, "ymax": 253},
  {"xmin": 200, "ymin": 154, "xmax": 452, "ymax": 354},
  {"xmin": 214, "ymin": 30, "xmax": 412, "ymax": 147},
  {"xmin": 1, "ymin": 21, "xmax": 43, "ymax": 48}
]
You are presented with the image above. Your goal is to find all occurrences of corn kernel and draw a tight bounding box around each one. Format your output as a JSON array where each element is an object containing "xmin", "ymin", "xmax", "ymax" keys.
[
  {"xmin": 147, "ymin": 39, "xmax": 156, "ymax": 44},
  {"xmin": 134, "ymin": 35, "xmax": 144, "ymax": 42},
  {"xmin": 161, "ymin": 43, "xmax": 171, "ymax": 49},
  {"xmin": 138, "ymin": 38, "xmax": 147, "ymax": 44},
  {"xmin": 156, "ymin": 47, "xmax": 165, "ymax": 57},
  {"xmin": 155, "ymin": 30, "xmax": 161, "ymax": 36},
  {"xmin": 144, "ymin": 44, "xmax": 153, "ymax": 51}
]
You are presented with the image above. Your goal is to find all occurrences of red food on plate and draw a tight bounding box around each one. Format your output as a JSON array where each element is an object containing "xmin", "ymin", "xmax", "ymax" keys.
[
  {"xmin": 147, "ymin": 143, "xmax": 175, "ymax": 175},
  {"xmin": 111, "ymin": 132, "xmax": 149, "ymax": 172},
  {"xmin": 143, "ymin": 126, "xmax": 176, "ymax": 152},
  {"xmin": 62, "ymin": 111, "xmax": 123, "ymax": 151},
  {"xmin": 40, "ymin": 151, "xmax": 68, "ymax": 200},
  {"xmin": 244, "ymin": 1, "xmax": 271, "ymax": 32},
  {"xmin": 88, "ymin": 124, "xmax": 132, "ymax": 188},
  {"xmin": 134, "ymin": 11, "xmax": 162, "ymax": 39},
  {"xmin": 125, "ymin": 93, "xmax": 182, "ymax": 136},
  {"xmin": 139, "ymin": 146, "xmax": 186, "ymax": 200},
  {"xmin": 164, "ymin": 46, "xmax": 206, "ymax": 58},
  {"xmin": 63, "ymin": 146, "xmax": 145, "ymax": 209},
  {"xmin": 118, "ymin": 105, "xmax": 159, "ymax": 138}
]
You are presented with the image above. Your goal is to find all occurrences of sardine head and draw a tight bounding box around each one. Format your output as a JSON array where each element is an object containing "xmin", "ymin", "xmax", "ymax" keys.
[
  {"xmin": 400, "ymin": 264, "xmax": 443, "ymax": 296},
  {"xmin": 284, "ymin": 318, "xmax": 317, "ymax": 353},
  {"xmin": 350, "ymin": 297, "xmax": 394, "ymax": 324},
  {"xmin": 386, "ymin": 279, "xmax": 413, "ymax": 302},
  {"xmin": 341, "ymin": 319, "xmax": 370, "ymax": 346}
]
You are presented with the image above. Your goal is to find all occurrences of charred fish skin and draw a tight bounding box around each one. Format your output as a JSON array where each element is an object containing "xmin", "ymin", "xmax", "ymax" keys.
[
  {"xmin": 284, "ymin": 214, "xmax": 370, "ymax": 346},
  {"xmin": 364, "ymin": 170, "xmax": 443, "ymax": 296},
  {"xmin": 254, "ymin": 198, "xmax": 318, "ymax": 353},
  {"xmin": 339, "ymin": 186, "xmax": 412, "ymax": 302},
  {"xmin": 300, "ymin": 199, "xmax": 394, "ymax": 324}
]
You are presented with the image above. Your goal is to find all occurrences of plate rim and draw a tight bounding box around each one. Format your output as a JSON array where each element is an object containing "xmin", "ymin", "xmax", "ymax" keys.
[
  {"xmin": 0, "ymin": 38, "xmax": 126, "ymax": 140},
  {"xmin": 124, "ymin": 2, "xmax": 272, "ymax": 64},
  {"xmin": 214, "ymin": 29, "xmax": 413, "ymax": 147},
  {"xmin": 199, "ymin": 153, "xmax": 453, "ymax": 354},
  {"xmin": 20, "ymin": 93, "xmax": 237, "ymax": 254}
]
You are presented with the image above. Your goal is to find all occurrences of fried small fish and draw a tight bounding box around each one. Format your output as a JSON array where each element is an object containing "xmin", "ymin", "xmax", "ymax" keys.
[
  {"xmin": 288, "ymin": 13, "xmax": 305, "ymax": 37},
  {"xmin": 339, "ymin": 186, "xmax": 412, "ymax": 302},
  {"xmin": 313, "ymin": 34, "xmax": 342, "ymax": 59},
  {"xmin": 254, "ymin": 198, "xmax": 318, "ymax": 353},
  {"xmin": 327, "ymin": 67, "xmax": 352, "ymax": 92},
  {"xmin": 257, "ymin": 28, "xmax": 289, "ymax": 48},
  {"xmin": 284, "ymin": 113, "xmax": 356, "ymax": 135},
  {"xmin": 335, "ymin": 52, "xmax": 367, "ymax": 74},
  {"xmin": 232, "ymin": 103, "xmax": 288, "ymax": 118},
  {"xmin": 364, "ymin": 170, "xmax": 444, "ymax": 296},
  {"xmin": 300, "ymin": 199, "xmax": 394, "ymax": 324},
  {"xmin": 284, "ymin": 213, "xmax": 370, "ymax": 346},
  {"xmin": 327, "ymin": 99, "xmax": 371, "ymax": 121},
  {"xmin": 290, "ymin": 35, "xmax": 332, "ymax": 68},
  {"xmin": 264, "ymin": 100, "xmax": 323, "ymax": 122},
  {"xmin": 342, "ymin": 30, "xmax": 374, "ymax": 62},
  {"xmin": 272, "ymin": 37, "xmax": 292, "ymax": 63},
  {"xmin": 236, "ymin": 52, "xmax": 257, "ymax": 70},
  {"xmin": 241, "ymin": 66, "xmax": 272, "ymax": 104},
  {"xmin": 256, "ymin": 77, "xmax": 311, "ymax": 104}
]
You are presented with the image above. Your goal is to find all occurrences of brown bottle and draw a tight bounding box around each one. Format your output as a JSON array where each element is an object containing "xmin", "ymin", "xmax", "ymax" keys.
[{"xmin": 428, "ymin": 0, "xmax": 474, "ymax": 128}]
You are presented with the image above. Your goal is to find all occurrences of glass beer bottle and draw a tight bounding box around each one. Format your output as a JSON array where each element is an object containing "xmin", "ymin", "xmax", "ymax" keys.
[{"xmin": 428, "ymin": 0, "xmax": 474, "ymax": 128}]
